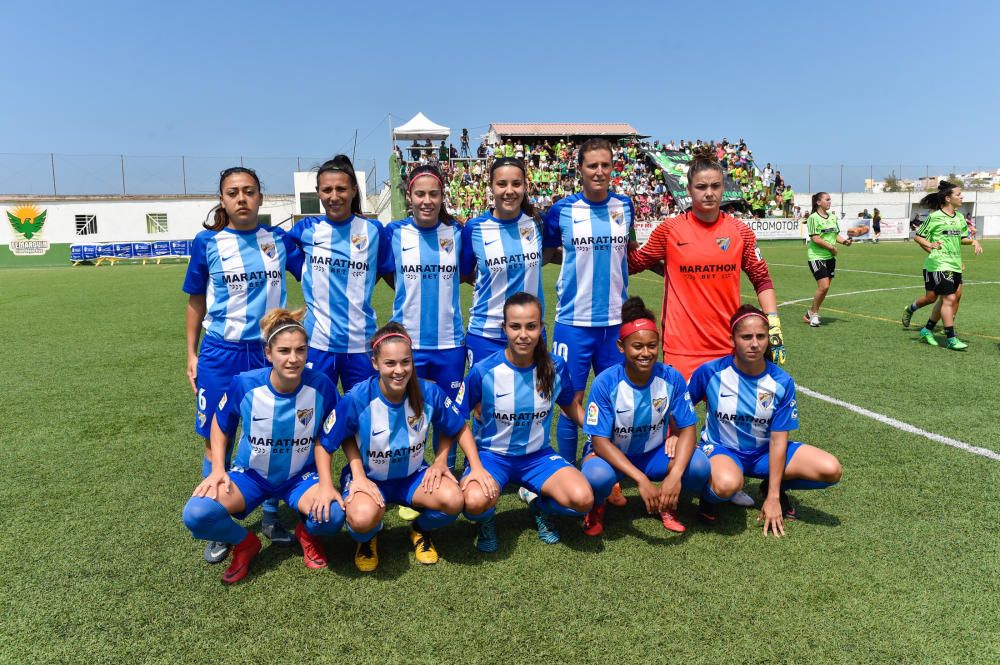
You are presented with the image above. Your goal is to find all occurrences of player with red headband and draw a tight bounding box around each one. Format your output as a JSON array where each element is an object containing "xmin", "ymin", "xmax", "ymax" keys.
[
  {"xmin": 580, "ymin": 297, "xmax": 710, "ymax": 536},
  {"xmin": 688, "ymin": 305, "xmax": 842, "ymax": 535},
  {"xmin": 627, "ymin": 146, "xmax": 786, "ymax": 382}
]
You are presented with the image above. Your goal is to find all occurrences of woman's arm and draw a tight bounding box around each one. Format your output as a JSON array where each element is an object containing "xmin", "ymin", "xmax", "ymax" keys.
[
  {"xmin": 192, "ymin": 418, "xmax": 232, "ymax": 500},
  {"xmin": 658, "ymin": 424, "xmax": 697, "ymax": 512},
  {"xmin": 310, "ymin": 443, "xmax": 344, "ymax": 522},
  {"xmin": 185, "ymin": 294, "xmax": 206, "ymax": 394},
  {"xmin": 455, "ymin": 425, "xmax": 499, "ymax": 500},
  {"xmin": 560, "ymin": 394, "xmax": 585, "ymax": 428},
  {"xmin": 342, "ymin": 438, "xmax": 384, "ymax": 507},
  {"xmin": 760, "ymin": 429, "xmax": 788, "ymax": 537}
]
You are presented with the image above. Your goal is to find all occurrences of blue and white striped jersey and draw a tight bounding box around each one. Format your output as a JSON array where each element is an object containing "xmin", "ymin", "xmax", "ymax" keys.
[
  {"xmin": 289, "ymin": 215, "xmax": 390, "ymax": 353},
  {"xmin": 384, "ymin": 217, "xmax": 463, "ymax": 350},
  {"xmin": 583, "ymin": 363, "xmax": 697, "ymax": 456},
  {"xmin": 543, "ymin": 192, "xmax": 633, "ymax": 327},
  {"xmin": 457, "ymin": 351, "xmax": 575, "ymax": 456},
  {"xmin": 183, "ymin": 225, "xmax": 303, "ymax": 343},
  {"xmin": 216, "ymin": 367, "xmax": 338, "ymax": 484},
  {"xmin": 460, "ymin": 212, "xmax": 545, "ymax": 340},
  {"xmin": 320, "ymin": 376, "xmax": 465, "ymax": 481},
  {"xmin": 688, "ymin": 356, "xmax": 798, "ymax": 453}
]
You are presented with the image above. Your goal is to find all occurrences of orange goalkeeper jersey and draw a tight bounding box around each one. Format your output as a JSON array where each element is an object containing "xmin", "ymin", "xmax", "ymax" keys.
[{"xmin": 628, "ymin": 211, "xmax": 773, "ymax": 361}]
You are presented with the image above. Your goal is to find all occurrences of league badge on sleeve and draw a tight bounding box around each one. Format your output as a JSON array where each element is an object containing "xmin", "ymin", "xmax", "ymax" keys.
[
  {"xmin": 323, "ymin": 409, "xmax": 337, "ymax": 434},
  {"xmin": 455, "ymin": 383, "xmax": 466, "ymax": 406},
  {"xmin": 586, "ymin": 402, "xmax": 599, "ymax": 427}
]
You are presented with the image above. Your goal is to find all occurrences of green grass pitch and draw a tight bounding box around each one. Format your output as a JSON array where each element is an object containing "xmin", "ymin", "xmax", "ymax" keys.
[{"xmin": 2, "ymin": 239, "xmax": 999, "ymax": 664}]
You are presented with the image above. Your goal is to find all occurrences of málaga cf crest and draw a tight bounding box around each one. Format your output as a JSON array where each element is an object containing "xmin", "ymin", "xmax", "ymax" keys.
[
  {"xmin": 757, "ymin": 390, "xmax": 774, "ymax": 410},
  {"xmin": 715, "ymin": 237, "xmax": 731, "ymax": 251},
  {"xmin": 351, "ymin": 233, "xmax": 368, "ymax": 251},
  {"xmin": 297, "ymin": 408, "xmax": 314, "ymax": 426},
  {"xmin": 260, "ymin": 241, "xmax": 276, "ymax": 259},
  {"xmin": 439, "ymin": 237, "xmax": 454, "ymax": 253}
]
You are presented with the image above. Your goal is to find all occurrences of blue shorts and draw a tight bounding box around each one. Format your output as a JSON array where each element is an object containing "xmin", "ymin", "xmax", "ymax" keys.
[
  {"xmin": 552, "ymin": 322, "xmax": 623, "ymax": 393},
  {"xmin": 195, "ymin": 334, "xmax": 267, "ymax": 438},
  {"xmin": 307, "ymin": 347, "xmax": 375, "ymax": 393},
  {"xmin": 583, "ymin": 445, "xmax": 711, "ymax": 502},
  {"xmin": 465, "ymin": 333, "xmax": 507, "ymax": 369},
  {"xmin": 340, "ymin": 465, "xmax": 429, "ymax": 507},
  {"xmin": 228, "ymin": 467, "xmax": 319, "ymax": 520},
  {"xmin": 466, "ymin": 448, "xmax": 574, "ymax": 494},
  {"xmin": 701, "ymin": 440, "xmax": 804, "ymax": 478},
  {"xmin": 413, "ymin": 347, "xmax": 466, "ymax": 398}
]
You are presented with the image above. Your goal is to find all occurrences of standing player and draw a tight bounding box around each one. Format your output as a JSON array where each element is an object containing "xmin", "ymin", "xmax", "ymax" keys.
[
  {"xmin": 580, "ymin": 297, "xmax": 710, "ymax": 536},
  {"xmin": 183, "ymin": 167, "xmax": 304, "ymax": 562},
  {"xmin": 628, "ymin": 146, "xmax": 785, "ymax": 381},
  {"xmin": 689, "ymin": 305, "xmax": 842, "ymax": 534},
  {"xmin": 628, "ymin": 147, "xmax": 784, "ymax": 508},
  {"xmin": 459, "ymin": 293, "xmax": 594, "ymax": 550},
  {"xmin": 289, "ymin": 155, "xmax": 390, "ymax": 392},
  {"xmin": 804, "ymin": 192, "xmax": 852, "ymax": 327},
  {"xmin": 317, "ymin": 322, "xmax": 496, "ymax": 572},
  {"xmin": 182, "ymin": 308, "xmax": 343, "ymax": 583},
  {"xmin": 384, "ymin": 165, "xmax": 465, "ymax": 467},
  {"xmin": 903, "ymin": 181, "xmax": 982, "ymax": 348},
  {"xmin": 461, "ymin": 157, "xmax": 551, "ymax": 367},
  {"xmin": 544, "ymin": 139, "xmax": 635, "ymax": 467}
]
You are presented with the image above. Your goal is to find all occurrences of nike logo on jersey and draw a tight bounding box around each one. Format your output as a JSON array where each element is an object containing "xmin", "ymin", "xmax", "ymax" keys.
[
  {"xmin": 616, "ymin": 408, "xmax": 632, "ymax": 414},
  {"xmin": 221, "ymin": 254, "xmax": 236, "ymax": 261},
  {"xmin": 676, "ymin": 242, "xmax": 689, "ymax": 247},
  {"xmin": 484, "ymin": 239, "xmax": 499, "ymax": 246},
  {"xmin": 402, "ymin": 245, "xmax": 417, "ymax": 252},
  {"xmin": 495, "ymin": 392, "xmax": 512, "ymax": 399},
  {"xmin": 372, "ymin": 429, "xmax": 387, "ymax": 437},
  {"xmin": 252, "ymin": 416, "xmax": 270, "ymax": 422},
  {"xmin": 313, "ymin": 240, "xmax": 327, "ymax": 247},
  {"xmin": 720, "ymin": 393, "xmax": 735, "ymax": 398}
]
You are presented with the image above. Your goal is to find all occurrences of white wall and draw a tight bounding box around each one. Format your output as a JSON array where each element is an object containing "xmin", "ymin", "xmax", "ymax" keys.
[{"xmin": 0, "ymin": 196, "xmax": 295, "ymax": 244}]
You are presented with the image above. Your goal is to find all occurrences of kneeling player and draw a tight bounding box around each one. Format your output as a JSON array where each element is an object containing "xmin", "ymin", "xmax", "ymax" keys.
[
  {"xmin": 580, "ymin": 297, "xmax": 710, "ymax": 536},
  {"xmin": 182, "ymin": 308, "xmax": 343, "ymax": 584},
  {"xmin": 691, "ymin": 306, "xmax": 843, "ymax": 536},
  {"xmin": 318, "ymin": 322, "xmax": 493, "ymax": 572},
  {"xmin": 459, "ymin": 292, "xmax": 594, "ymax": 551}
]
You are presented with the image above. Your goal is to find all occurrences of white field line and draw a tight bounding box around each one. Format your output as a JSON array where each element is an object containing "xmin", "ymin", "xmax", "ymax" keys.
[
  {"xmin": 769, "ymin": 262, "xmax": 916, "ymax": 278},
  {"xmin": 777, "ymin": 281, "xmax": 1000, "ymax": 307},
  {"xmin": 796, "ymin": 386, "xmax": 1000, "ymax": 462}
]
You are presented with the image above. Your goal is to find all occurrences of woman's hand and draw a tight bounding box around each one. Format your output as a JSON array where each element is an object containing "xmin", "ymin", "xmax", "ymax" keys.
[
  {"xmin": 973, "ymin": 239, "xmax": 983, "ymax": 255},
  {"xmin": 664, "ymin": 435, "xmax": 678, "ymax": 458},
  {"xmin": 758, "ymin": 496, "xmax": 785, "ymax": 537},
  {"xmin": 657, "ymin": 475, "xmax": 681, "ymax": 512},
  {"xmin": 636, "ymin": 477, "xmax": 659, "ymax": 514},
  {"xmin": 186, "ymin": 353, "xmax": 198, "ymax": 394},
  {"xmin": 310, "ymin": 484, "xmax": 344, "ymax": 522},
  {"xmin": 347, "ymin": 476, "xmax": 384, "ymax": 508},
  {"xmin": 421, "ymin": 462, "xmax": 457, "ymax": 494},
  {"xmin": 193, "ymin": 470, "xmax": 231, "ymax": 500},
  {"xmin": 460, "ymin": 467, "xmax": 499, "ymax": 500}
]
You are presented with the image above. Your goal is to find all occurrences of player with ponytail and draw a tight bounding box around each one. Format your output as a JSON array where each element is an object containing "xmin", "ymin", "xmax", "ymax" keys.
[{"xmin": 182, "ymin": 307, "xmax": 342, "ymax": 583}]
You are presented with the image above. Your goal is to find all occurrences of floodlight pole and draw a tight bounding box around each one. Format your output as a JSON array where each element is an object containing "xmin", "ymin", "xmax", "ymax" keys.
[{"xmin": 50, "ymin": 153, "xmax": 57, "ymax": 195}]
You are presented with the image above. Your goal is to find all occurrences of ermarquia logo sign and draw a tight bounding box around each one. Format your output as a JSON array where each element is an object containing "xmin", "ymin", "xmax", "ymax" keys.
[{"xmin": 6, "ymin": 204, "xmax": 51, "ymax": 256}]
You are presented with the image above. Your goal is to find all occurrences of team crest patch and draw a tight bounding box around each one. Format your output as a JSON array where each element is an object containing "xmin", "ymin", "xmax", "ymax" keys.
[
  {"xmin": 519, "ymin": 225, "xmax": 534, "ymax": 242},
  {"xmin": 351, "ymin": 233, "xmax": 368, "ymax": 251},
  {"xmin": 323, "ymin": 410, "xmax": 337, "ymax": 434},
  {"xmin": 611, "ymin": 209, "xmax": 625, "ymax": 225},
  {"xmin": 439, "ymin": 237, "xmax": 454, "ymax": 253},
  {"xmin": 701, "ymin": 443, "xmax": 714, "ymax": 455},
  {"xmin": 586, "ymin": 403, "xmax": 599, "ymax": 426},
  {"xmin": 407, "ymin": 413, "xmax": 425, "ymax": 431},
  {"xmin": 716, "ymin": 237, "xmax": 731, "ymax": 251},
  {"xmin": 297, "ymin": 408, "xmax": 314, "ymax": 426},
  {"xmin": 652, "ymin": 397, "xmax": 666, "ymax": 412},
  {"xmin": 757, "ymin": 390, "xmax": 774, "ymax": 410},
  {"xmin": 260, "ymin": 241, "xmax": 276, "ymax": 259}
]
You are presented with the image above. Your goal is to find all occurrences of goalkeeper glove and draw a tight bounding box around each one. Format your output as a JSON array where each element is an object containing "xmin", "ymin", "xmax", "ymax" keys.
[{"xmin": 767, "ymin": 313, "xmax": 786, "ymax": 365}]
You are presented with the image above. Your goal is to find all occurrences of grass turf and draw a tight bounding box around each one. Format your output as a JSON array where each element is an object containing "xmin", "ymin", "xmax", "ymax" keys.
[{"xmin": 2, "ymin": 239, "xmax": 999, "ymax": 664}]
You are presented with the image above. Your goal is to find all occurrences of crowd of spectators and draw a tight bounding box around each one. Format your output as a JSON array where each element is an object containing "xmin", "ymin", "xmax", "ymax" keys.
[{"xmin": 394, "ymin": 134, "xmax": 795, "ymax": 221}]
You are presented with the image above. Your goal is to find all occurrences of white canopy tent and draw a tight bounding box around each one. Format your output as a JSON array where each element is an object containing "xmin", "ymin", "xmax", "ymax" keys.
[{"xmin": 392, "ymin": 112, "xmax": 451, "ymax": 142}]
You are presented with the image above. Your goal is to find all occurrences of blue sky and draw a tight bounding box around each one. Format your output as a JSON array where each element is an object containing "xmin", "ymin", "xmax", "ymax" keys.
[{"xmin": 4, "ymin": 0, "xmax": 998, "ymax": 193}]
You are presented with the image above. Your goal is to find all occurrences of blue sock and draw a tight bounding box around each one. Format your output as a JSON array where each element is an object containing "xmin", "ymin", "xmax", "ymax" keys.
[
  {"xmin": 347, "ymin": 520, "xmax": 382, "ymax": 543},
  {"xmin": 701, "ymin": 484, "xmax": 729, "ymax": 504},
  {"xmin": 304, "ymin": 503, "xmax": 345, "ymax": 536},
  {"xmin": 581, "ymin": 456, "xmax": 616, "ymax": 505},
  {"xmin": 415, "ymin": 509, "xmax": 458, "ymax": 531},
  {"xmin": 534, "ymin": 496, "xmax": 586, "ymax": 518},
  {"xmin": 556, "ymin": 414, "xmax": 579, "ymax": 463},
  {"xmin": 463, "ymin": 507, "xmax": 496, "ymax": 523},
  {"xmin": 262, "ymin": 498, "xmax": 280, "ymax": 519},
  {"xmin": 182, "ymin": 496, "xmax": 247, "ymax": 544},
  {"xmin": 782, "ymin": 478, "xmax": 835, "ymax": 491},
  {"xmin": 201, "ymin": 456, "xmax": 212, "ymax": 478}
]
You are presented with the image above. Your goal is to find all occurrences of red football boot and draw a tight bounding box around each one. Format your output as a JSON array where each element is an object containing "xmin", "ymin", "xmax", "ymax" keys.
[
  {"xmin": 582, "ymin": 502, "xmax": 606, "ymax": 537},
  {"xmin": 222, "ymin": 532, "xmax": 261, "ymax": 584},
  {"xmin": 295, "ymin": 523, "xmax": 328, "ymax": 569}
]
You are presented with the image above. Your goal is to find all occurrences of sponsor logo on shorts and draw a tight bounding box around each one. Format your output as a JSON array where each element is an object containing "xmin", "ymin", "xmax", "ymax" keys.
[
  {"xmin": 197, "ymin": 411, "xmax": 207, "ymax": 428},
  {"xmin": 218, "ymin": 393, "xmax": 228, "ymax": 411},
  {"xmin": 586, "ymin": 403, "xmax": 599, "ymax": 426},
  {"xmin": 450, "ymin": 380, "xmax": 462, "ymax": 390},
  {"xmin": 701, "ymin": 443, "xmax": 714, "ymax": 455}
]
